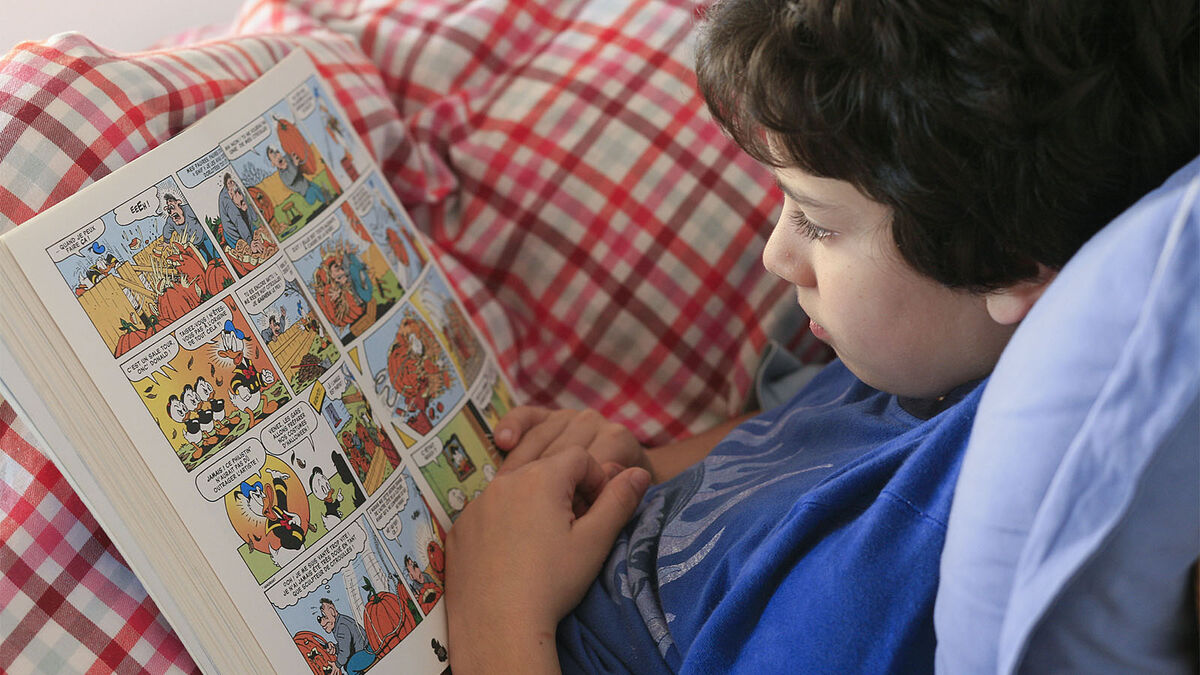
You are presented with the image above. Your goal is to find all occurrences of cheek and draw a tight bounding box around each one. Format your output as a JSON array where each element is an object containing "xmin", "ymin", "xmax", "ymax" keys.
[{"xmin": 826, "ymin": 267, "xmax": 919, "ymax": 339}]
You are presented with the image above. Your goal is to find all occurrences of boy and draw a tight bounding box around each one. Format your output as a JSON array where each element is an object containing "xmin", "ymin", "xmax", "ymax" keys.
[{"xmin": 445, "ymin": 0, "xmax": 1198, "ymax": 672}]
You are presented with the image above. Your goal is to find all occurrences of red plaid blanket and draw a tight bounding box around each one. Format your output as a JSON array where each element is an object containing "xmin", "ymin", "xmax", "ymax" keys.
[{"xmin": 0, "ymin": 1, "xmax": 823, "ymax": 671}]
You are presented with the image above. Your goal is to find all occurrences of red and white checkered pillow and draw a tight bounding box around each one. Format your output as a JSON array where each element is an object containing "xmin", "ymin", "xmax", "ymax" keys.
[
  {"xmin": 0, "ymin": 1, "xmax": 826, "ymax": 671},
  {"xmin": 1, "ymin": 0, "xmax": 825, "ymax": 442}
]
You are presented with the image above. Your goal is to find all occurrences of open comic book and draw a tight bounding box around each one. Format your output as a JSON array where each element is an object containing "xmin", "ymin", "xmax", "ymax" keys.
[{"xmin": 0, "ymin": 51, "xmax": 518, "ymax": 674}]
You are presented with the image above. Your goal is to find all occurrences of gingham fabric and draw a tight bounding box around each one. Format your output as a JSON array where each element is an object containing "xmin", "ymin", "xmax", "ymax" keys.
[{"xmin": 0, "ymin": 1, "xmax": 827, "ymax": 671}]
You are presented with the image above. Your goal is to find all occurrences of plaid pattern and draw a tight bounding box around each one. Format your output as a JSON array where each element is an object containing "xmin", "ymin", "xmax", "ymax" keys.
[
  {"xmin": 0, "ymin": 401, "xmax": 198, "ymax": 674},
  {"xmin": 1, "ymin": 0, "xmax": 827, "ymax": 671}
]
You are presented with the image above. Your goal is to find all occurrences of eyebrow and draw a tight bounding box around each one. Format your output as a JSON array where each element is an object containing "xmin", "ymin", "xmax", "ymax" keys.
[{"xmin": 772, "ymin": 178, "xmax": 833, "ymax": 210}]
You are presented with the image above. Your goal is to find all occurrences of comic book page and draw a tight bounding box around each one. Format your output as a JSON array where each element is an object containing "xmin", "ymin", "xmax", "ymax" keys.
[{"xmin": 0, "ymin": 52, "xmax": 517, "ymax": 674}]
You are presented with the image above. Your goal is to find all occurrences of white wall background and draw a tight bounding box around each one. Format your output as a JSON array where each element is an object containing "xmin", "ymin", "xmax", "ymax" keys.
[{"xmin": 1, "ymin": 0, "xmax": 247, "ymax": 54}]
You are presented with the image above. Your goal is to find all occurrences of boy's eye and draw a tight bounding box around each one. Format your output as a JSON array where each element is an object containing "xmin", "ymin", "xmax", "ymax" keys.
[{"xmin": 788, "ymin": 208, "xmax": 835, "ymax": 241}]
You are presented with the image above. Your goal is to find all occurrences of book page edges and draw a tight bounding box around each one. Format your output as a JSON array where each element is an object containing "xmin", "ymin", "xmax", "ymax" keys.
[{"xmin": 0, "ymin": 243, "xmax": 272, "ymax": 674}]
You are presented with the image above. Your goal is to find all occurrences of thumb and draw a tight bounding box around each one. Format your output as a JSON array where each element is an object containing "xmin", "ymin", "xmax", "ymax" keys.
[{"xmin": 573, "ymin": 467, "xmax": 651, "ymax": 555}]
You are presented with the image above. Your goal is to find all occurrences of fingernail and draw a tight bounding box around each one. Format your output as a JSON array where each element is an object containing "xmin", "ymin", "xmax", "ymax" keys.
[
  {"xmin": 496, "ymin": 429, "xmax": 514, "ymax": 447},
  {"xmin": 629, "ymin": 468, "xmax": 651, "ymax": 493}
]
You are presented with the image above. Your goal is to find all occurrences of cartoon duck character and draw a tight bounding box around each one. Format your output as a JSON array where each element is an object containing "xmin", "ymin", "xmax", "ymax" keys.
[
  {"xmin": 84, "ymin": 253, "xmax": 120, "ymax": 285},
  {"xmin": 308, "ymin": 466, "xmax": 343, "ymax": 532},
  {"xmin": 218, "ymin": 320, "xmax": 280, "ymax": 427},
  {"xmin": 195, "ymin": 375, "xmax": 237, "ymax": 435},
  {"xmin": 233, "ymin": 468, "xmax": 307, "ymax": 568},
  {"xmin": 181, "ymin": 384, "xmax": 214, "ymax": 436},
  {"xmin": 195, "ymin": 376, "xmax": 231, "ymax": 425},
  {"xmin": 166, "ymin": 394, "xmax": 202, "ymax": 449}
]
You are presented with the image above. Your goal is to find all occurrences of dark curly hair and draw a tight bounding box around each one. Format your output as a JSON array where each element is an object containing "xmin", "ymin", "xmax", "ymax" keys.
[{"xmin": 696, "ymin": 0, "xmax": 1198, "ymax": 290}]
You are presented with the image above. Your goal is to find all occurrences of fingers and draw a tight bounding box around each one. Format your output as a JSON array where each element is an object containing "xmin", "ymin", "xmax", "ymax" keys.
[
  {"xmin": 566, "ymin": 447, "xmax": 610, "ymax": 518},
  {"xmin": 493, "ymin": 406, "xmax": 553, "ymax": 450},
  {"xmin": 574, "ymin": 467, "xmax": 652, "ymax": 559},
  {"xmin": 495, "ymin": 410, "xmax": 561, "ymax": 475},
  {"xmin": 499, "ymin": 408, "xmax": 605, "ymax": 474}
]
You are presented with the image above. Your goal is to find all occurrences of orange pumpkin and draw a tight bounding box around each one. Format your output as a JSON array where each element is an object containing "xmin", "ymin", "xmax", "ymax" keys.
[
  {"xmin": 277, "ymin": 117, "xmax": 315, "ymax": 175},
  {"xmin": 247, "ymin": 185, "xmax": 276, "ymax": 230},
  {"xmin": 427, "ymin": 539, "xmax": 445, "ymax": 582},
  {"xmin": 203, "ymin": 260, "xmax": 234, "ymax": 296},
  {"xmin": 342, "ymin": 202, "xmax": 369, "ymax": 242},
  {"xmin": 157, "ymin": 283, "xmax": 202, "ymax": 325},
  {"xmin": 292, "ymin": 630, "xmax": 337, "ymax": 675},
  {"xmin": 115, "ymin": 328, "xmax": 149, "ymax": 358},
  {"xmin": 361, "ymin": 577, "xmax": 416, "ymax": 658},
  {"xmin": 386, "ymin": 228, "xmax": 410, "ymax": 268}
]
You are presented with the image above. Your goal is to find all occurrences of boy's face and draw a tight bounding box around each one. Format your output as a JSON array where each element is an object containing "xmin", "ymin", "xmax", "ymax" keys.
[{"xmin": 764, "ymin": 167, "xmax": 1015, "ymax": 399}]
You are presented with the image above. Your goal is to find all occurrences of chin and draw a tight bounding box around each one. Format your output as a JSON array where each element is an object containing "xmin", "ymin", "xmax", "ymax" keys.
[{"xmin": 841, "ymin": 359, "xmax": 939, "ymax": 399}]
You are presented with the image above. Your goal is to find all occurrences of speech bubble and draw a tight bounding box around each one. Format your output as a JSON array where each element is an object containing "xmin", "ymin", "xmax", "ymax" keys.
[
  {"xmin": 196, "ymin": 438, "xmax": 267, "ymax": 502},
  {"xmin": 122, "ymin": 335, "xmax": 180, "ymax": 383},
  {"xmin": 113, "ymin": 187, "xmax": 159, "ymax": 226},
  {"xmin": 221, "ymin": 117, "xmax": 272, "ymax": 160},
  {"xmin": 266, "ymin": 522, "xmax": 367, "ymax": 609},
  {"xmin": 288, "ymin": 214, "xmax": 340, "ymax": 258},
  {"xmin": 262, "ymin": 402, "xmax": 320, "ymax": 456},
  {"xmin": 418, "ymin": 288, "xmax": 448, "ymax": 332},
  {"xmin": 179, "ymin": 147, "xmax": 228, "ymax": 189},
  {"xmin": 470, "ymin": 363, "xmax": 499, "ymax": 409},
  {"xmin": 348, "ymin": 185, "xmax": 374, "ymax": 218},
  {"xmin": 321, "ymin": 366, "xmax": 351, "ymax": 402},
  {"xmin": 446, "ymin": 488, "xmax": 467, "ymax": 512},
  {"xmin": 288, "ymin": 84, "xmax": 316, "ymax": 120},
  {"xmin": 365, "ymin": 475, "xmax": 410, "ymax": 532},
  {"xmin": 238, "ymin": 267, "xmax": 286, "ymax": 316},
  {"xmin": 413, "ymin": 438, "xmax": 443, "ymax": 467},
  {"xmin": 176, "ymin": 301, "xmax": 234, "ymax": 351},
  {"xmin": 380, "ymin": 515, "xmax": 404, "ymax": 540},
  {"xmin": 48, "ymin": 219, "xmax": 105, "ymax": 263}
]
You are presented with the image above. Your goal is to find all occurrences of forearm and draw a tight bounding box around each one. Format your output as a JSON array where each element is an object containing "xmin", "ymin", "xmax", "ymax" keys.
[{"xmin": 645, "ymin": 412, "xmax": 755, "ymax": 483}]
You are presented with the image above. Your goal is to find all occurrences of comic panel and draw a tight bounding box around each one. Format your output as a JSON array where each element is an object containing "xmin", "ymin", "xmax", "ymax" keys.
[
  {"xmin": 360, "ymin": 302, "xmax": 467, "ymax": 439},
  {"xmin": 466, "ymin": 361, "xmax": 518, "ymax": 436},
  {"xmin": 237, "ymin": 262, "xmax": 339, "ymax": 394},
  {"xmin": 289, "ymin": 210, "xmax": 405, "ymax": 345},
  {"xmin": 212, "ymin": 394, "xmax": 369, "ymax": 582},
  {"xmin": 267, "ymin": 515, "xmax": 439, "ymax": 673},
  {"xmin": 348, "ymin": 173, "xmax": 428, "ymax": 289},
  {"xmin": 178, "ymin": 145, "xmax": 281, "ymax": 278},
  {"xmin": 364, "ymin": 470, "xmax": 446, "ymax": 617},
  {"xmin": 409, "ymin": 402, "xmax": 500, "ymax": 521},
  {"xmin": 411, "ymin": 267, "xmax": 487, "ymax": 387},
  {"xmin": 224, "ymin": 78, "xmax": 358, "ymax": 243},
  {"xmin": 313, "ymin": 363, "xmax": 403, "ymax": 496},
  {"xmin": 50, "ymin": 177, "xmax": 234, "ymax": 357},
  {"xmin": 124, "ymin": 297, "xmax": 289, "ymax": 470}
]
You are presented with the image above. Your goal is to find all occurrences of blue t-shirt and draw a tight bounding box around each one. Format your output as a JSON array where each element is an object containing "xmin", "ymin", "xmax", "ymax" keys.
[{"xmin": 557, "ymin": 361, "xmax": 984, "ymax": 673}]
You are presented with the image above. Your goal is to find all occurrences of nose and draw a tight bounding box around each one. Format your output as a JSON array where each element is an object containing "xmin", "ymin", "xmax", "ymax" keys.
[{"xmin": 762, "ymin": 213, "xmax": 817, "ymax": 288}]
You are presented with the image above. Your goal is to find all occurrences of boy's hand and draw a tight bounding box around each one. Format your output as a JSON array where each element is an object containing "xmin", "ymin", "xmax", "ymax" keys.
[
  {"xmin": 494, "ymin": 406, "xmax": 649, "ymax": 477},
  {"xmin": 445, "ymin": 447, "xmax": 651, "ymax": 674}
]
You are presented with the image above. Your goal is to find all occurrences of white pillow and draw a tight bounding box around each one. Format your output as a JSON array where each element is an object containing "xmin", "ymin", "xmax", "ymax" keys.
[{"xmin": 935, "ymin": 157, "xmax": 1200, "ymax": 674}]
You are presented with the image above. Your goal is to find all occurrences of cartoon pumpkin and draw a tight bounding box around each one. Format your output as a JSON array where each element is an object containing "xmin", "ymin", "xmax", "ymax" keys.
[
  {"xmin": 292, "ymin": 630, "xmax": 337, "ymax": 675},
  {"xmin": 361, "ymin": 577, "xmax": 418, "ymax": 658}
]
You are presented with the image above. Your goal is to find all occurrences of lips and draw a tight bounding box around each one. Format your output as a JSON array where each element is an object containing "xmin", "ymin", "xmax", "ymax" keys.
[{"xmin": 809, "ymin": 318, "xmax": 831, "ymax": 341}]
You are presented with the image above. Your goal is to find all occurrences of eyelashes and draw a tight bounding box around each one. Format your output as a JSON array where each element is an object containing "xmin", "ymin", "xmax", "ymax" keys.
[{"xmin": 788, "ymin": 208, "xmax": 835, "ymax": 241}]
